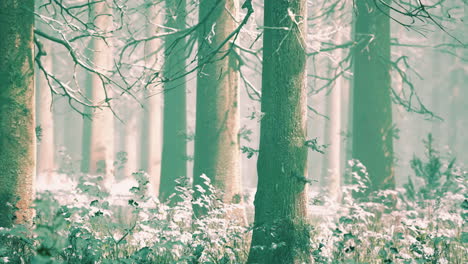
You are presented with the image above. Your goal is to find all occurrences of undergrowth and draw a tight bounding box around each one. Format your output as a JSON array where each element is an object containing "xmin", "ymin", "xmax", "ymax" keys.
[
  {"xmin": 310, "ymin": 135, "xmax": 467, "ymax": 263},
  {"xmin": 0, "ymin": 174, "xmax": 248, "ymax": 264},
  {"xmin": 0, "ymin": 135, "xmax": 466, "ymax": 263}
]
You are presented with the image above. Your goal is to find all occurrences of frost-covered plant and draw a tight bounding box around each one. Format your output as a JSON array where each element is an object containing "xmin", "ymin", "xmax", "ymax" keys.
[
  {"xmin": 1, "ymin": 135, "xmax": 466, "ymax": 264},
  {"xmin": 310, "ymin": 136, "xmax": 467, "ymax": 264},
  {"xmin": 0, "ymin": 172, "xmax": 249, "ymax": 263}
]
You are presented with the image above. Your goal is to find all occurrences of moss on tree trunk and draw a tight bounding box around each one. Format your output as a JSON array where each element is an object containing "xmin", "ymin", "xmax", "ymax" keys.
[
  {"xmin": 352, "ymin": 0, "xmax": 395, "ymax": 192},
  {"xmin": 0, "ymin": 0, "xmax": 35, "ymax": 227},
  {"xmin": 193, "ymin": 0, "xmax": 243, "ymax": 209},
  {"xmin": 159, "ymin": 0, "xmax": 188, "ymax": 202},
  {"xmin": 247, "ymin": 0, "xmax": 310, "ymax": 263}
]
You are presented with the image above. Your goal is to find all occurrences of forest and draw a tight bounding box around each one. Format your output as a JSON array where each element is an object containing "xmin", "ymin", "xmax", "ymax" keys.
[{"xmin": 0, "ymin": 0, "xmax": 466, "ymax": 263}]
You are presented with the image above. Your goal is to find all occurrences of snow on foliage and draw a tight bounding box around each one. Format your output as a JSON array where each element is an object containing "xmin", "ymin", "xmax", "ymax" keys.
[{"xmin": 0, "ymin": 139, "xmax": 466, "ymax": 263}]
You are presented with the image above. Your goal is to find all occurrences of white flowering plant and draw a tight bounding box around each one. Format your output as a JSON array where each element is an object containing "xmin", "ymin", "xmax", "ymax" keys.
[
  {"xmin": 309, "ymin": 135, "xmax": 467, "ymax": 264},
  {"xmin": 0, "ymin": 135, "xmax": 466, "ymax": 263},
  {"xmin": 0, "ymin": 173, "xmax": 249, "ymax": 263}
]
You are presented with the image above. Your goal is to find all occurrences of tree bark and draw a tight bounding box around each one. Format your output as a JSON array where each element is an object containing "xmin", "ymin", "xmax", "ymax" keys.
[
  {"xmin": 352, "ymin": 0, "xmax": 394, "ymax": 191},
  {"xmin": 123, "ymin": 107, "xmax": 139, "ymax": 178},
  {"xmin": 247, "ymin": 0, "xmax": 310, "ymax": 263},
  {"xmin": 141, "ymin": 3, "xmax": 163, "ymax": 196},
  {"xmin": 0, "ymin": 0, "xmax": 35, "ymax": 227},
  {"xmin": 321, "ymin": 69, "xmax": 342, "ymax": 202},
  {"xmin": 81, "ymin": 2, "xmax": 114, "ymax": 184},
  {"xmin": 115, "ymin": 100, "xmax": 139, "ymax": 181},
  {"xmin": 140, "ymin": 89, "xmax": 162, "ymax": 195},
  {"xmin": 159, "ymin": 0, "xmax": 188, "ymax": 202},
  {"xmin": 447, "ymin": 52, "xmax": 463, "ymax": 159},
  {"xmin": 193, "ymin": 0, "xmax": 242, "ymax": 206}
]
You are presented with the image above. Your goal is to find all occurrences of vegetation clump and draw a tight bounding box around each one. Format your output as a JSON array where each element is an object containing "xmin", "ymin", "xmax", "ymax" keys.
[{"xmin": 1, "ymin": 137, "xmax": 466, "ymax": 263}]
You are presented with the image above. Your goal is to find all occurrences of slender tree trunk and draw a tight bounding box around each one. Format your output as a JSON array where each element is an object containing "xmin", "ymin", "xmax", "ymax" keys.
[
  {"xmin": 63, "ymin": 99, "xmax": 83, "ymax": 175},
  {"xmin": 430, "ymin": 34, "xmax": 443, "ymax": 149},
  {"xmin": 81, "ymin": 2, "xmax": 114, "ymax": 183},
  {"xmin": 461, "ymin": 4, "xmax": 468, "ymax": 164},
  {"xmin": 115, "ymin": 102, "xmax": 139, "ymax": 180},
  {"xmin": 343, "ymin": 10, "xmax": 356, "ymax": 186},
  {"xmin": 321, "ymin": 68, "xmax": 342, "ymax": 202},
  {"xmin": 141, "ymin": 3, "xmax": 163, "ymax": 196},
  {"xmin": 0, "ymin": 0, "xmax": 35, "ymax": 227},
  {"xmin": 447, "ymin": 86, "xmax": 458, "ymax": 156},
  {"xmin": 114, "ymin": 112, "xmax": 125, "ymax": 179},
  {"xmin": 447, "ymin": 53, "xmax": 463, "ymax": 158},
  {"xmin": 193, "ymin": 1, "xmax": 242, "ymax": 206},
  {"xmin": 123, "ymin": 108, "xmax": 139, "ymax": 178},
  {"xmin": 343, "ymin": 79, "xmax": 353, "ymax": 185},
  {"xmin": 248, "ymin": 0, "xmax": 310, "ymax": 263},
  {"xmin": 352, "ymin": 0, "xmax": 394, "ymax": 191},
  {"xmin": 140, "ymin": 90, "xmax": 162, "ymax": 195},
  {"xmin": 159, "ymin": 0, "xmax": 188, "ymax": 202},
  {"xmin": 321, "ymin": 20, "xmax": 348, "ymax": 201},
  {"xmin": 36, "ymin": 43, "xmax": 55, "ymax": 183}
]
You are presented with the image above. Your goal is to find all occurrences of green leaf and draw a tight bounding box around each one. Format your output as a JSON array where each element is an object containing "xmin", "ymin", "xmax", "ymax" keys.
[{"xmin": 461, "ymin": 232, "xmax": 468, "ymax": 243}]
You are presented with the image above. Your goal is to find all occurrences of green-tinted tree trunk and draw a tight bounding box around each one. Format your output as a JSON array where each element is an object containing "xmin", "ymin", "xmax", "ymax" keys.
[
  {"xmin": 247, "ymin": 0, "xmax": 310, "ymax": 263},
  {"xmin": 429, "ymin": 34, "xmax": 443, "ymax": 150},
  {"xmin": 0, "ymin": 0, "xmax": 35, "ymax": 227},
  {"xmin": 343, "ymin": 10, "xmax": 356, "ymax": 186},
  {"xmin": 159, "ymin": 0, "xmax": 187, "ymax": 202},
  {"xmin": 447, "ymin": 52, "xmax": 464, "ymax": 159},
  {"xmin": 193, "ymin": 1, "xmax": 242, "ymax": 206},
  {"xmin": 141, "ymin": 3, "xmax": 163, "ymax": 196},
  {"xmin": 36, "ymin": 43, "xmax": 55, "ymax": 183},
  {"xmin": 81, "ymin": 2, "xmax": 114, "ymax": 184},
  {"xmin": 352, "ymin": 0, "xmax": 394, "ymax": 191}
]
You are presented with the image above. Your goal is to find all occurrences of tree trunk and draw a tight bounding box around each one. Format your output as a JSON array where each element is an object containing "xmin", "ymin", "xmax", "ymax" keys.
[
  {"xmin": 115, "ymin": 101, "xmax": 139, "ymax": 181},
  {"xmin": 352, "ymin": 0, "xmax": 394, "ymax": 192},
  {"xmin": 140, "ymin": 90, "xmax": 162, "ymax": 195},
  {"xmin": 81, "ymin": 2, "xmax": 114, "ymax": 184},
  {"xmin": 430, "ymin": 34, "xmax": 443, "ymax": 150},
  {"xmin": 247, "ymin": 0, "xmax": 310, "ymax": 263},
  {"xmin": 447, "ymin": 52, "xmax": 463, "ymax": 159},
  {"xmin": 141, "ymin": 3, "xmax": 163, "ymax": 196},
  {"xmin": 321, "ymin": 21, "xmax": 348, "ymax": 202},
  {"xmin": 0, "ymin": 0, "xmax": 35, "ymax": 227},
  {"xmin": 36, "ymin": 43, "xmax": 55, "ymax": 183},
  {"xmin": 321, "ymin": 69, "xmax": 342, "ymax": 202},
  {"xmin": 123, "ymin": 107, "xmax": 139, "ymax": 178},
  {"xmin": 159, "ymin": 0, "xmax": 188, "ymax": 202},
  {"xmin": 193, "ymin": 0, "xmax": 242, "ymax": 206},
  {"xmin": 63, "ymin": 98, "xmax": 82, "ymax": 175}
]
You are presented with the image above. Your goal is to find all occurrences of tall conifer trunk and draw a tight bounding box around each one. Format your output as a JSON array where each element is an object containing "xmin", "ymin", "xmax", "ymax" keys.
[
  {"xmin": 159, "ymin": 0, "xmax": 187, "ymax": 202},
  {"xmin": 321, "ymin": 71, "xmax": 342, "ymax": 202},
  {"xmin": 321, "ymin": 26, "xmax": 346, "ymax": 202},
  {"xmin": 140, "ymin": 87, "xmax": 162, "ymax": 195},
  {"xmin": 248, "ymin": 0, "xmax": 310, "ymax": 262},
  {"xmin": 352, "ymin": 0, "xmax": 394, "ymax": 191},
  {"xmin": 141, "ymin": 3, "xmax": 163, "ymax": 196},
  {"xmin": 81, "ymin": 2, "xmax": 114, "ymax": 183},
  {"xmin": 0, "ymin": 0, "xmax": 35, "ymax": 227},
  {"xmin": 193, "ymin": 0, "xmax": 242, "ymax": 206}
]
